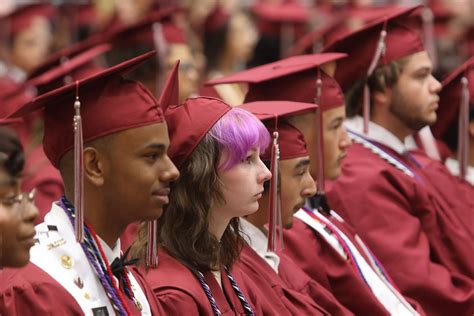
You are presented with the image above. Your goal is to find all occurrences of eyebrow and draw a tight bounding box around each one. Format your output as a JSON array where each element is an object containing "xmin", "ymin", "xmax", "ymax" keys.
[
  {"xmin": 144, "ymin": 143, "xmax": 167, "ymax": 151},
  {"xmin": 294, "ymin": 158, "xmax": 310, "ymax": 169},
  {"xmin": 413, "ymin": 66, "xmax": 432, "ymax": 73}
]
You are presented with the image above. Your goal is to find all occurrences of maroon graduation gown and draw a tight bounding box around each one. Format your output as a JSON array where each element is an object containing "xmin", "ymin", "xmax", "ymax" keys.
[
  {"xmin": 0, "ymin": 263, "xmax": 83, "ymax": 315},
  {"xmin": 409, "ymin": 148, "xmax": 473, "ymax": 236},
  {"xmin": 284, "ymin": 217, "xmax": 424, "ymax": 315},
  {"xmin": 138, "ymin": 247, "xmax": 255, "ymax": 315},
  {"xmin": 327, "ymin": 141, "xmax": 474, "ymax": 315},
  {"xmin": 0, "ymin": 263, "xmax": 147, "ymax": 315},
  {"xmin": 234, "ymin": 244, "xmax": 332, "ymax": 315}
]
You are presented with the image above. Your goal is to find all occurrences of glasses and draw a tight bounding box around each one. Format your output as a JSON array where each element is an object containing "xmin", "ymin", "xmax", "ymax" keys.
[{"xmin": 0, "ymin": 189, "xmax": 36, "ymax": 219}]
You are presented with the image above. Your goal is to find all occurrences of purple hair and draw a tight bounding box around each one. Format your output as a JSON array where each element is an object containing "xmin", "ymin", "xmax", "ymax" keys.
[{"xmin": 207, "ymin": 107, "xmax": 270, "ymax": 171}]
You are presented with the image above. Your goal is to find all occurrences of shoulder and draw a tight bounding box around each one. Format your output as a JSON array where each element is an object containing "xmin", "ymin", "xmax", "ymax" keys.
[{"xmin": 0, "ymin": 263, "xmax": 82, "ymax": 315}]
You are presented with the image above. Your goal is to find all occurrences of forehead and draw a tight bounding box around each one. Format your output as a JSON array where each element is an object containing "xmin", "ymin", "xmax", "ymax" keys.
[
  {"xmin": 280, "ymin": 156, "xmax": 310, "ymax": 170},
  {"xmin": 400, "ymin": 51, "xmax": 432, "ymax": 73},
  {"xmin": 112, "ymin": 122, "xmax": 170, "ymax": 149}
]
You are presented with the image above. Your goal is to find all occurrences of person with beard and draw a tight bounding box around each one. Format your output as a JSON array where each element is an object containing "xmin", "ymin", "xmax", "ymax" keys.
[
  {"xmin": 321, "ymin": 5, "xmax": 474, "ymax": 315},
  {"xmin": 205, "ymin": 52, "xmax": 424, "ymax": 314},
  {"xmin": 236, "ymin": 101, "xmax": 353, "ymax": 316},
  {"xmin": 0, "ymin": 52, "xmax": 180, "ymax": 315}
]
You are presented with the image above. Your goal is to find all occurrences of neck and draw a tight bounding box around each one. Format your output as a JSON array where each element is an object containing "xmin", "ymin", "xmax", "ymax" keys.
[
  {"xmin": 208, "ymin": 207, "xmax": 232, "ymax": 240},
  {"xmin": 64, "ymin": 192, "xmax": 124, "ymax": 248},
  {"xmin": 371, "ymin": 114, "xmax": 412, "ymax": 142}
]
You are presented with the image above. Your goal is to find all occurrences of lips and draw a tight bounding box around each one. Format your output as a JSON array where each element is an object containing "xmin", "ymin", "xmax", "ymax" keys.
[{"xmin": 152, "ymin": 187, "xmax": 171, "ymax": 204}]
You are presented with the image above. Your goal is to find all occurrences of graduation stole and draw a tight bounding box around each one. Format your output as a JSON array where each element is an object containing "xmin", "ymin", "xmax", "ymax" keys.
[
  {"xmin": 299, "ymin": 206, "xmax": 399, "ymax": 289},
  {"xmin": 347, "ymin": 129, "xmax": 426, "ymax": 183},
  {"xmin": 60, "ymin": 196, "xmax": 138, "ymax": 316}
]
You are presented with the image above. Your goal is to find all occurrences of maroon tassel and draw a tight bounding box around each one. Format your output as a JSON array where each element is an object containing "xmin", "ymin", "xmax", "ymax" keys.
[
  {"xmin": 267, "ymin": 131, "xmax": 282, "ymax": 252},
  {"xmin": 421, "ymin": 6, "xmax": 438, "ymax": 71},
  {"xmin": 146, "ymin": 219, "xmax": 159, "ymax": 268},
  {"xmin": 73, "ymin": 81, "xmax": 84, "ymax": 242},
  {"xmin": 314, "ymin": 73, "xmax": 325, "ymax": 193},
  {"xmin": 458, "ymin": 77, "xmax": 470, "ymax": 180},
  {"xmin": 363, "ymin": 28, "xmax": 387, "ymax": 135}
]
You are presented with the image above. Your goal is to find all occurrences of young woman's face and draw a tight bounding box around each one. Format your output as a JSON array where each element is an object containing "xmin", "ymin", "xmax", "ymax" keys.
[
  {"xmin": 0, "ymin": 167, "xmax": 38, "ymax": 267},
  {"xmin": 10, "ymin": 16, "xmax": 52, "ymax": 74},
  {"xmin": 216, "ymin": 147, "xmax": 271, "ymax": 219}
]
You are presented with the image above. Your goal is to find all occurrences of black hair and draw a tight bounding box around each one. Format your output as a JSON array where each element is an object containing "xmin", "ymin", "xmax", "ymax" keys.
[{"xmin": 0, "ymin": 127, "xmax": 25, "ymax": 177}]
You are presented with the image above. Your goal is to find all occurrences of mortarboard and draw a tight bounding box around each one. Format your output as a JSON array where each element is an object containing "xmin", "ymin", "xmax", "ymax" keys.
[
  {"xmin": 160, "ymin": 61, "xmax": 231, "ymax": 170},
  {"xmin": 8, "ymin": 51, "xmax": 162, "ymax": 242},
  {"xmin": 207, "ymin": 53, "xmax": 347, "ymax": 194},
  {"xmin": 432, "ymin": 57, "xmax": 474, "ymax": 180},
  {"xmin": 0, "ymin": 4, "xmax": 56, "ymax": 36},
  {"xmin": 323, "ymin": 5, "xmax": 425, "ymax": 134},
  {"xmin": 240, "ymin": 100, "xmax": 317, "ymax": 252}
]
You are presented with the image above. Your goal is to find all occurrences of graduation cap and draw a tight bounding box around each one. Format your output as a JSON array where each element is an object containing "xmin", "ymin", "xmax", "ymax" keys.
[
  {"xmin": 251, "ymin": 2, "xmax": 314, "ymax": 58},
  {"xmin": 207, "ymin": 53, "xmax": 346, "ymax": 195},
  {"xmin": 323, "ymin": 5, "xmax": 425, "ymax": 134},
  {"xmin": 0, "ymin": 3, "xmax": 56, "ymax": 36},
  {"xmin": 240, "ymin": 100, "xmax": 317, "ymax": 252},
  {"xmin": 26, "ymin": 44, "xmax": 110, "ymax": 95},
  {"xmin": 8, "ymin": 50, "xmax": 162, "ymax": 242},
  {"xmin": 432, "ymin": 57, "xmax": 474, "ymax": 180}
]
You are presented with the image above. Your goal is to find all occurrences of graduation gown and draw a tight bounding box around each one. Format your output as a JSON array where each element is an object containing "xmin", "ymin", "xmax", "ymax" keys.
[
  {"xmin": 327, "ymin": 135, "xmax": 474, "ymax": 315},
  {"xmin": 238, "ymin": 218, "xmax": 353, "ymax": 316},
  {"xmin": 284, "ymin": 214, "xmax": 423, "ymax": 315},
  {"xmin": 138, "ymin": 247, "xmax": 256, "ymax": 315},
  {"xmin": 235, "ymin": 244, "xmax": 331, "ymax": 315},
  {"xmin": 0, "ymin": 204, "xmax": 152, "ymax": 315}
]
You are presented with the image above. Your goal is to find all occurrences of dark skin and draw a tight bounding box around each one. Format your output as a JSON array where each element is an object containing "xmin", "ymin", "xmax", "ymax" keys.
[
  {"xmin": 0, "ymin": 171, "xmax": 39, "ymax": 267},
  {"xmin": 246, "ymin": 156, "xmax": 315, "ymax": 231},
  {"xmin": 60, "ymin": 122, "xmax": 179, "ymax": 247}
]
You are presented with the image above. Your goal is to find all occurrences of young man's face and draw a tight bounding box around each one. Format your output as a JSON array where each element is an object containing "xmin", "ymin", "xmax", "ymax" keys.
[
  {"xmin": 279, "ymin": 156, "xmax": 316, "ymax": 228},
  {"xmin": 388, "ymin": 51, "xmax": 442, "ymax": 132},
  {"xmin": 101, "ymin": 122, "xmax": 179, "ymax": 222},
  {"xmin": 323, "ymin": 106, "xmax": 352, "ymax": 180}
]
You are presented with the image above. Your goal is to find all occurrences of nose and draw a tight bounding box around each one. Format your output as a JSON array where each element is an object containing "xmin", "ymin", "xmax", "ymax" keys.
[
  {"xmin": 302, "ymin": 175, "xmax": 317, "ymax": 198},
  {"xmin": 258, "ymin": 159, "xmax": 272, "ymax": 184},
  {"xmin": 20, "ymin": 198, "xmax": 39, "ymax": 224},
  {"xmin": 339, "ymin": 127, "xmax": 352, "ymax": 149},
  {"xmin": 160, "ymin": 155, "xmax": 180, "ymax": 183},
  {"xmin": 430, "ymin": 75, "xmax": 442, "ymax": 94}
]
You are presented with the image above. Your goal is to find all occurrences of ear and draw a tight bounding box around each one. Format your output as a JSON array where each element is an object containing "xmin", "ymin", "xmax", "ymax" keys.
[
  {"xmin": 469, "ymin": 120, "xmax": 474, "ymax": 138},
  {"xmin": 83, "ymin": 147, "xmax": 106, "ymax": 187},
  {"xmin": 372, "ymin": 87, "xmax": 391, "ymax": 108}
]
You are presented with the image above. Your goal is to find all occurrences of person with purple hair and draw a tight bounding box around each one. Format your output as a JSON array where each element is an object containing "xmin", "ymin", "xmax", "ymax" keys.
[{"xmin": 130, "ymin": 62, "xmax": 275, "ymax": 314}]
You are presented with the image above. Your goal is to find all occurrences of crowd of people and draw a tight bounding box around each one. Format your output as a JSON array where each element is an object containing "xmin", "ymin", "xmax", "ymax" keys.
[{"xmin": 0, "ymin": 0, "xmax": 472, "ymax": 315}]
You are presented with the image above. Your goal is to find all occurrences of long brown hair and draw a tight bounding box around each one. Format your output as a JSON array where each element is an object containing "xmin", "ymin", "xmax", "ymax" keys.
[{"xmin": 132, "ymin": 134, "xmax": 244, "ymax": 272}]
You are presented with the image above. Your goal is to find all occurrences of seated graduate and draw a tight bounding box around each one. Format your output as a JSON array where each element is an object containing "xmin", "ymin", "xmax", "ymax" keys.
[
  {"xmin": 130, "ymin": 62, "xmax": 271, "ymax": 315},
  {"xmin": 0, "ymin": 125, "xmax": 38, "ymax": 268},
  {"xmin": 238, "ymin": 101, "xmax": 353, "ymax": 316},
  {"xmin": 0, "ymin": 51, "xmax": 180, "ymax": 315}
]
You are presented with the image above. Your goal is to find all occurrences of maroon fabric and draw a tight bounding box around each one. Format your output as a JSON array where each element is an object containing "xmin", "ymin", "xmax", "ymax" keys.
[
  {"xmin": 409, "ymin": 148, "xmax": 474, "ymax": 234},
  {"xmin": 8, "ymin": 51, "xmax": 164, "ymax": 168},
  {"xmin": 0, "ymin": 4, "xmax": 56, "ymax": 35},
  {"xmin": 21, "ymin": 144, "xmax": 64, "ymax": 223},
  {"xmin": 0, "ymin": 263, "xmax": 83, "ymax": 315},
  {"xmin": 205, "ymin": 53, "xmax": 346, "ymax": 111},
  {"xmin": 323, "ymin": 5, "xmax": 425, "ymax": 90},
  {"xmin": 431, "ymin": 57, "xmax": 474, "ymax": 140},
  {"xmin": 138, "ymin": 248, "xmax": 255, "ymax": 315},
  {"xmin": 160, "ymin": 62, "xmax": 231, "ymax": 169},
  {"xmin": 235, "ymin": 244, "xmax": 331, "ymax": 315},
  {"xmin": 326, "ymin": 141, "xmax": 474, "ymax": 315},
  {"xmin": 261, "ymin": 121, "xmax": 307, "ymax": 161},
  {"xmin": 284, "ymin": 217, "xmax": 423, "ymax": 315}
]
